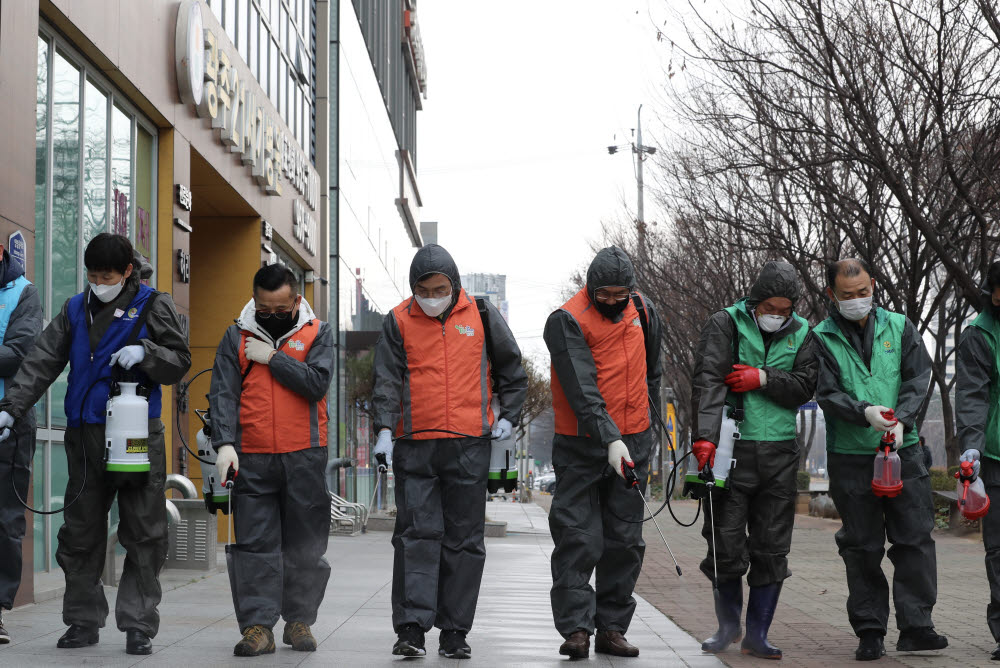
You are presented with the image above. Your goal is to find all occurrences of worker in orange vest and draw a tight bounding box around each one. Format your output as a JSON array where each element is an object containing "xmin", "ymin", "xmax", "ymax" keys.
[
  {"xmin": 545, "ymin": 246, "xmax": 662, "ymax": 659},
  {"xmin": 372, "ymin": 244, "xmax": 527, "ymax": 659},
  {"xmin": 209, "ymin": 264, "xmax": 334, "ymax": 657}
]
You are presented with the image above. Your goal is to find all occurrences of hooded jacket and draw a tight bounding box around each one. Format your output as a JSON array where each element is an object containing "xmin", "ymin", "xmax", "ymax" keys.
[
  {"xmin": 210, "ymin": 297, "xmax": 333, "ymax": 453},
  {"xmin": 0, "ymin": 251, "xmax": 42, "ymax": 393},
  {"xmin": 957, "ymin": 269, "xmax": 1000, "ymax": 458},
  {"xmin": 691, "ymin": 262, "xmax": 817, "ymax": 444},
  {"xmin": 545, "ymin": 247, "xmax": 663, "ymax": 443},
  {"xmin": 372, "ymin": 244, "xmax": 528, "ymax": 440}
]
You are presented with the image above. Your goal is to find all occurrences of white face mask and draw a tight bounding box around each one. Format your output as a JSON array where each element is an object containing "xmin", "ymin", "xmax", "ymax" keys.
[
  {"xmin": 836, "ymin": 294, "xmax": 873, "ymax": 321},
  {"xmin": 757, "ymin": 314, "xmax": 787, "ymax": 333},
  {"xmin": 89, "ymin": 279, "xmax": 125, "ymax": 304},
  {"xmin": 415, "ymin": 294, "xmax": 451, "ymax": 317}
]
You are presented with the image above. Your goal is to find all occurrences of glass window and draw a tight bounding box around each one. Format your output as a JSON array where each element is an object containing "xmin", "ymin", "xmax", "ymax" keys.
[
  {"xmin": 35, "ymin": 36, "xmax": 48, "ymax": 318},
  {"xmin": 32, "ymin": 445, "xmax": 44, "ymax": 571},
  {"xmin": 83, "ymin": 79, "xmax": 108, "ymax": 245},
  {"xmin": 48, "ymin": 441, "xmax": 68, "ymax": 563},
  {"xmin": 225, "ymin": 0, "xmax": 237, "ymax": 46},
  {"xmin": 237, "ymin": 0, "xmax": 248, "ymax": 64},
  {"xmin": 51, "ymin": 50, "xmax": 80, "ymax": 318},
  {"xmin": 270, "ymin": 0, "xmax": 279, "ymax": 26},
  {"xmin": 281, "ymin": 57, "xmax": 289, "ymax": 124},
  {"xmin": 210, "ymin": 0, "xmax": 224, "ymax": 26},
  {"xmin": 135, "ymin": 126, "xmax": 154, "ymax": 274},
  {"xmin": 279, "ymin": 3, "xmax": 287, "ymax": 53},
  {"xmin": 249, "ymin": 4, "xmax": 259, "ymax": 83},
  {"xmin": 111, "ymin": 104, "xmax": 132, "ymax": 238},
  {"xmin": 270, "ymin": 38, "xmax": 279, "ymax": 107}
]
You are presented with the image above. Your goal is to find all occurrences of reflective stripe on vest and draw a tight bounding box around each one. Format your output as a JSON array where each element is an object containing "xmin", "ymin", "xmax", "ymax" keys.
[
  {"xmin": 391, "ymin": 289, "xmax": 493, "ymax": 440},
  {"xmin": 813, "ymin": 308, "xmax": 919, "ymax": 454},
  {"xmin": 238, "ymin": 320, "xmax": 329, "ymax": 453},
  {"xmin": 551, "ymin": 287, "xmax": 650, "ymax": 437},
  {"xmin": 66, "ymin": 285, "xmax": 162, "ymax": 427},
  {"xmin": 970, "ymin": 309, "xmax": 1000, "ymax": 461},
  {"xmin": 723, "ymin": 299, "xmax": 809, "ymax": 441},
  {"xmin": 0, "ymin": 275, "xmax": 29, "ymax": 400}
]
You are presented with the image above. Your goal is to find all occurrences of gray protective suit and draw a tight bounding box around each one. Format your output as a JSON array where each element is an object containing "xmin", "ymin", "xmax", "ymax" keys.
[
  {"xmin": 372, "ymin": 244, "xmax": 527, "ymax": 634},
  {"xmin": 209, "ymin": 298, "xmax": 334, "ymax": 632},
  {"xmin": 544, "ymin": 247, "xmax": 663, "ymax": 638},
  {"xmin": 0, "ymin": 269, "xmax": 190, "ymax": 637},
  {"xmin": 815, "ymin": 304, "xmax": 935, "ymax": 637},
  {"xmin": 956, "ymin": 273, "xmax": 1000, "ymax": 641},
  {"xmin": 0, "ymin": 252, "xmax": 42, "ymax": 610},
  {"xmin": 691, "ymin": 262, "xmax": 817, "ymax": 586}
]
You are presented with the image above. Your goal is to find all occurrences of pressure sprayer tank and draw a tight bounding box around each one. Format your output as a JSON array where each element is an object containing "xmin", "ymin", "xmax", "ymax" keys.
[
  {"xmin": 104, "ymin": 382, "xmax": 150, "ymax": 481},
  {"xmin": 685, "ymin": 407, "xmax": 739, "ymax": 491},
  {"xmin": 195, "ymin": 409, "xmax": 230, "ymax": 514},
  {"xmin": 956, "ymin": 460, "xmax": 990, "ymax": 520},
  {"xmin": 488, "ymin": 440, "xmax": 517, "ymax": 494},
  {"xmin": 871, "ymin": 432, "xmax": 903, "ymax": 498}
]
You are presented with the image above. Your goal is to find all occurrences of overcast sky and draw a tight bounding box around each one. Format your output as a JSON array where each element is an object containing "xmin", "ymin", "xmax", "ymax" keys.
[{"xmin": 416, "ymin": 1, "xmax": 669, "ymax": 364}]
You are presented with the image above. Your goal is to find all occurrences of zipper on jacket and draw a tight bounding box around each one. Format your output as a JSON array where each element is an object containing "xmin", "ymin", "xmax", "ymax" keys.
[{"xmin": 442, "ymin": 322, "xmax": 449, "ymax": 433}]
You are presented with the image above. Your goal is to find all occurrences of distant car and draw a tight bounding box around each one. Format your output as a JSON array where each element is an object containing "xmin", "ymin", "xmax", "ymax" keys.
[
  {"xmin": 543, "ymin": 478, "xmax": 557, "ymax": 494},
  {"xmin": 536, "ymin": 473, "xmax": 556, "ymax": 491}
]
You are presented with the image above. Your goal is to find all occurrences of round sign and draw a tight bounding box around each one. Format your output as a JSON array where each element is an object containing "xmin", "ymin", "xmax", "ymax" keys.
[{"xmin": 175, "ymin": 0, "xmax": 204, "ymax": 106}]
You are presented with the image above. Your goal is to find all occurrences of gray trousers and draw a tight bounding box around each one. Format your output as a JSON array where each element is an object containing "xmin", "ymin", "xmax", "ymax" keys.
[
  {"xmin": 548, "ymin": 429, "xmax": 652, "ymax": 638},
  {"xmin": 828, "ymin": 446, "xmax": 937, "ymax": 636},
  {"xmin": 980, "ymin": 457, "xmax": 1000, "ymax": 640},
  {"xmin": 0, "ymin": 413, "xmax": 36, "ymax": 609},
  {"xmin": 700, "ymin": 438, "xmax": 799, "ymax": 586},
  {"xmin": 57, "ymin": 421, "xmax": 167, "ymax": 636},
  {"xmin": 228, "ymin": 447, "xmax": 332, "ymax": 631},
  {"xmin": 391, "ymin": 437, "xmax": 491, "ymax": 633}
]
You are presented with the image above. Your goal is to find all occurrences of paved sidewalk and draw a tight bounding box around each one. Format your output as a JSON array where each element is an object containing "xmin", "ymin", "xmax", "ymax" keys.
[{"xmin": 0, "ymin": 499, "xmax": 718, "ymax": 667}]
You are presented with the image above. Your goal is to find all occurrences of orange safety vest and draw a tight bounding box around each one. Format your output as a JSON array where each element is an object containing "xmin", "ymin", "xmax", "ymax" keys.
[
  {"xmin": 391, "ymin": 289, "xmax": 494, "ymax": 440},
  {"xmin": 238, "ymin": 321, "xmax": 329, "ymax": 454},
  {"xmin": 551, "ymin": 288, "xmax": 650, "ymax": 438}
]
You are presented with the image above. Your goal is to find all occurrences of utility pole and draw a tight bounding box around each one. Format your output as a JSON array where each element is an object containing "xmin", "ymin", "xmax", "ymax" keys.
[{"xmin": 608, "ymin": 105, "xmax": 657, "ymax": 246}]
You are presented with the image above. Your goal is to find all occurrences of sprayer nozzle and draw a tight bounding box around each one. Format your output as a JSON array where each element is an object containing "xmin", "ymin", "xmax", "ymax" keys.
[{"xmin": 676, "ymin": 565, "xmax": 683, "ymax": 577}]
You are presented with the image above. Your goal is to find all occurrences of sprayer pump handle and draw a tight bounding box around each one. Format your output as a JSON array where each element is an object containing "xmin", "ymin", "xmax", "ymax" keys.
[{"xmin": 622, "ymin": 459, "xmax": 640, "ymax": 489}]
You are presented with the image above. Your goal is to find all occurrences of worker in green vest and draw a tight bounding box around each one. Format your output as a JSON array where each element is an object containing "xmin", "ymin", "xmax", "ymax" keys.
[
  {"xmin": 956, "ymin": 260, "xmax": 1000, "ymax": 661},
  {"xmin": 814, "ymin": 258, "xmax": 944, "ymax": 662},
  {"xmin": 691, "ymin": 261, "xmax": 817, "ymax": 659}
]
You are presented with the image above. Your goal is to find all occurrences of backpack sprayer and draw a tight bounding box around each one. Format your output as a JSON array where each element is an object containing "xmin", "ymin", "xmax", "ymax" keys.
[{"xmin": 195, "ymin": 406, "xmax": 232, "ymax": 514}]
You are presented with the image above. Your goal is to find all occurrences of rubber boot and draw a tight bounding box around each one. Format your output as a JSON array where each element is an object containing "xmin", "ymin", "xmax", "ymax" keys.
[
  {"xmin": 741, "ymin": 582, "xmax": 782, "ymax": 659},
  {"xmin": 702, "ymin": 579, "xmax": 743, "ymax": 653}
]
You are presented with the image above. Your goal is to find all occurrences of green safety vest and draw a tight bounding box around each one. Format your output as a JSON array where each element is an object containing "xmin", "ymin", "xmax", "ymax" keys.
[
  {"xmin": 723, "ymin": 299, "xmax": 810, "ymax": 441},
  {"xmin": 813, "ymin": 308, "xmax": 919, "ymax": 454},
  {"xmin": 970, "ymin": 309, "xmax": 1000, "ymax": 461}
]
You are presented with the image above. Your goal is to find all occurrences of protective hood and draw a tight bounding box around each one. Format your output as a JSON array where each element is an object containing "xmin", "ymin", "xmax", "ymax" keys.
[
  {"xmin": 585, "ymin": 246, "xmax": 636, "ymax": 304},
  {"xmin": 132, "ymin": 250, "xmax": 154, "ymax": 281},
  {"xmin": 0, "ymin": 248, "xmax": 25, "ymax": 286},
  {"xmin": 747, "ymin": 261, "xmax": 800, "ymax": 309},
  {"xmin": 408, "ymin": 244, "xmax": 462, "ymax": 292},
  {"xmin": 236, "ymin": 295, "xmax": 317, "ymax": 346}
]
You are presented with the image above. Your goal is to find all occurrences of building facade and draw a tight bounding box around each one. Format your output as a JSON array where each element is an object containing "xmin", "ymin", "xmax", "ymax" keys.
[
  {"xmin": 462, "ymin": 272, "xmax": 509, "ymax": 322},
  {"xmin": 0, "ymin": 0, "xmax": 329, "ymax": 605}
]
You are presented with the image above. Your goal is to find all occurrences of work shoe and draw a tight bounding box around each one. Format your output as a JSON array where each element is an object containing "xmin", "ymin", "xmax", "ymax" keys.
[
  {"xmin": 596, "ymin": 630, "xmax": 640, "ymax": 657},
  {"xmin": 855, "ymin": 632, "xmax": 886, "ymax": 661},
  {"xmin": 233, "ymin": 625, "xmax": 275, "ymax": 657},
  {"xmin": 896, "ymin": 627, "xmax": 948, "ymax": 652},
  {"xmin": 702, "ymin": 578, "xmax": 743, "ymax": 652},
  {"xmin": 741, "ymin": 582, "xmax": 782, "ymax": 659},
  {"xmin": 125, "ymin": 629, "xmax": 152, "ymax": 655},
  {"xmin": 392, "ymin": 623, "xmax": 426, "ymax": 657},
  {"xmin": 0, "ymin": 613, "xmax": 8, "ymax": 644},
  {"xmin": 992, "ymin": 642, "xmax": 1000, "ymax": 660},
  {"xmin": 439, "ymin": 629, "xmax": 471, "ymax": 659},
  {"xmin": 282, "ymin": 622, "xmax": 317, "ymax": 651},
  {"xmin": 56, "ymin": 624, "xmax": 99, "ymax": 648},
  {"xmin": 559, "ymin": 630, "xmax": 590, "ymax": 659}
]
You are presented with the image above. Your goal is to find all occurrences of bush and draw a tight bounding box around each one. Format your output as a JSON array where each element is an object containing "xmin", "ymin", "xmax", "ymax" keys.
[
  {"xmin": 929, "ymin": 467, "xmax": 955, "ymax": 492},
  {"xmin": 797, "ymin": 470, "xmax": 811, "ymax": 490}
]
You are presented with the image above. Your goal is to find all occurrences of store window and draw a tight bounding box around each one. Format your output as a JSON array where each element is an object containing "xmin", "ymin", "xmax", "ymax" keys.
[{"xmin": 33, "ymin": 24, "xmax": 158, "ymax": 571}]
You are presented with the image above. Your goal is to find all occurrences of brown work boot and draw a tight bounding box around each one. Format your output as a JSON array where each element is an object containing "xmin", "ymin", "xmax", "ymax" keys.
[
  {"xmin": 559, "ymin": 630, "xmax": 590, "ymax": 659},
  {"xmin": 234, "ymin": 625, "xmax": 276, "ymax": 657},
  {"xmin": 283, "ymin": 621, "xmax": 317, "ymax": 651},
  {"xmin": 596, "ymin": 629, "xmax": 640, "ymax": 657}
]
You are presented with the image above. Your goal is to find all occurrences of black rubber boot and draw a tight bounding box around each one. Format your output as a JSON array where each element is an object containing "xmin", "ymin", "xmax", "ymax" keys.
[
  {"xmin": 992, "ymin": 642, "xmax": 1000, "ymax": 660},
  {"xmin": 701, "ymin": 579, "xmax": 743, "ymax": 653},
  {"xmin": 896, "ymin": 627, "xmax": 947, "ymax": 652},
  {"xmin": 856, "ymin": 631, "xmax": 885, "ymax": 661},
  {"xmin": 741, "ymin": 582, "xmax": 782, "ymax": 659}
]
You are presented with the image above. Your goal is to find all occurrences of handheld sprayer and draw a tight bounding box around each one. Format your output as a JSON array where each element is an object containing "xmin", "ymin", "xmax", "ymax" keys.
[
  {"xmin": 955, "ymin": 460, "xmax": 990, "ymax": 520},
  {"xmin": 871, "ymin": 410, "xmax": 903, "ymax": 498}
]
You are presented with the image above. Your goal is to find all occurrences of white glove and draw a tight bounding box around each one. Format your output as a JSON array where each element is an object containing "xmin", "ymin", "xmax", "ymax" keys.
[
  {"xmin": 864, "ymin": 405, "xmax": 896, "ymax": 432},
  {"xmin": 961, "ymin": 448, "xmax": 981, "ymax": 478},
  {"xmin": 109, "ymin": 345, "xmax": 145, "ymax": 370},
  {"xmin": 0, "ymin": 411, "xmax": 13, "ymax": 442},
  {"xmin": 758, "ymin": 369, "xmax": 768, "ymax": 388},
  {"xmin": 491, "ymin": 417, "xmax": 513, "ymax": 441},
  {"xmin": 374, "ymin": 429, "xmax": 394, "ymax": 467},
  {"xmin": 216, "ymin": 445, "xmax": 239, "ymax": 484},
  {"xmin": 245, "ymin": 338, "xmax": 275, "ymax": 365},
  {"xmin": 607, "ymin": 439, "xmax": 633, "ymax": 479},
  {"xmin": 889, "ymin": 420, "xmax": 904, "ymax": 446}
]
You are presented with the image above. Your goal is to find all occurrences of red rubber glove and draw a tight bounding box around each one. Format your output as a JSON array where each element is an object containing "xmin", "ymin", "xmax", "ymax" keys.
[
  {"xmin": 724, "ymin": 364, "xmax": 763, "ymax": 393},
  {"xmin": 692, "ymin": 440, "xmax": 717, "ymax": 471}
]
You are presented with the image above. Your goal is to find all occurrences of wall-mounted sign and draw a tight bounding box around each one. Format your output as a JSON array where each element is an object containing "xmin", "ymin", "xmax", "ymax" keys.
[
  {"xmin": 261, "ymin": 220, "xmax": 272, "ymax": 241},
  {"xmin": 293, "ymin": 200, "xmax": 317, "ymax": 256},
  {"xmin": 175, "ymin": 0, "xmax": 318, "ymax": 210},
  {"xmin": 177, "ymin": 184, "xmax": 193, "ymax": 211},
  {"xmin": 8, "ymin": 231, "xmax": 26, "ymax": 273},
  {"xmin": 177, "ymin": 249, "xmax": 191, "ymax": 283}
]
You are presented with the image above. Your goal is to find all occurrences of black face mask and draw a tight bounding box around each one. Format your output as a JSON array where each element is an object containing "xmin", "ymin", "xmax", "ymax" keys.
[
  {"xmin": 992, "ymin": 303, "xmax": 1000, "ymax": 320},
  {"xmin": 595, "ymin": 299, "xmax": 629, "ymax": 320},
  {"xmin": 256, "ymin": 310, "xmax": 297, "ymax": 342}
]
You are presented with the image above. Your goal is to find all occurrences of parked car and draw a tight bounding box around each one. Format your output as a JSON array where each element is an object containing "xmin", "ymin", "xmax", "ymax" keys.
[{"xmin": 535, "ymin": 472, "xmax": 556, "ymax": 492}]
